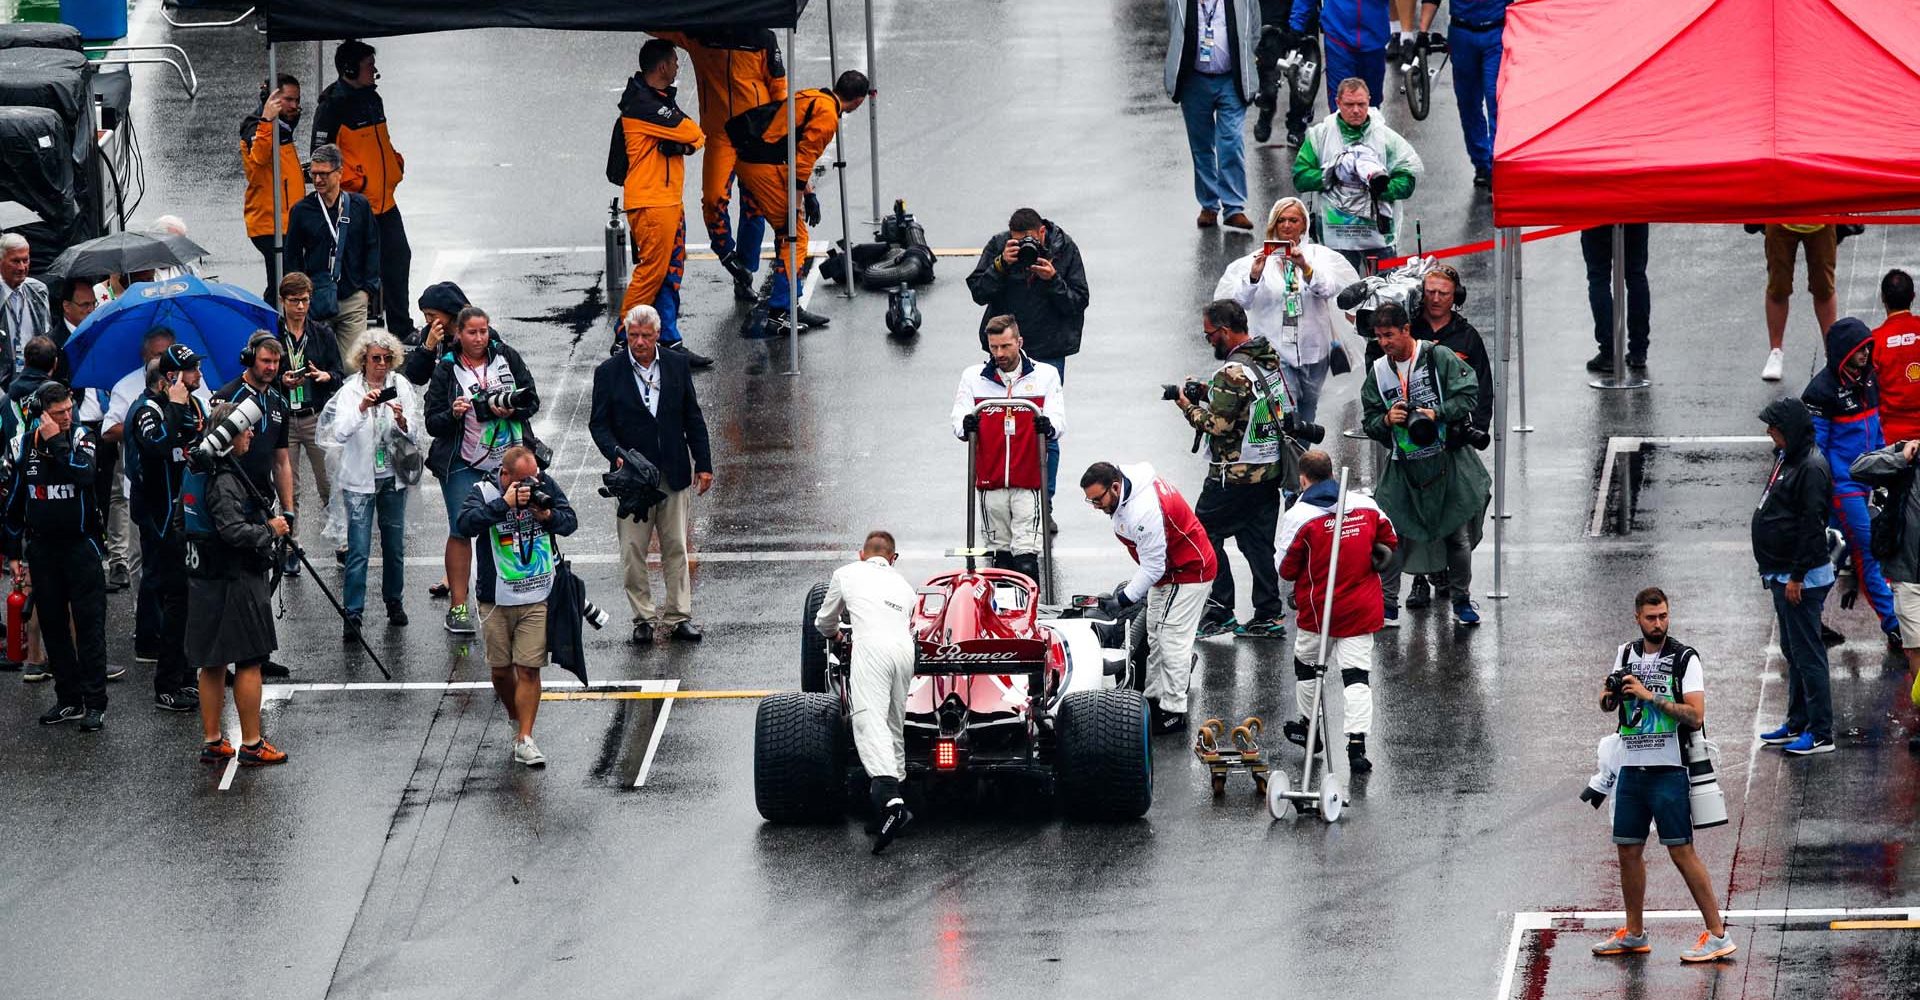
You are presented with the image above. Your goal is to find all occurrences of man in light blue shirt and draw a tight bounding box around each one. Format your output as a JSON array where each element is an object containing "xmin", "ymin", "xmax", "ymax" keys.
[{"xmin": 1165, "ymin": 0, "xmax": 1262, "ymax": 230}]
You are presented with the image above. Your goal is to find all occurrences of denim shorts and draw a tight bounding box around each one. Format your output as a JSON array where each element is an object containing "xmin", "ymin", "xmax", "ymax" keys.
[
  {"xmin": 1612, "ymin": 766, "xmax": 1692, "ymax": 846},
  {"xmin": 439, "ymin": 463, "xmax": 488, "ymax": 536}
]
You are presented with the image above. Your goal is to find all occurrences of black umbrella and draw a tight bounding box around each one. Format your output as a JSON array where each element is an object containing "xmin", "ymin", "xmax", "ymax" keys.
[{"xmin": 45, "ymin": 229, "xmax": 209, "ymax": 280}]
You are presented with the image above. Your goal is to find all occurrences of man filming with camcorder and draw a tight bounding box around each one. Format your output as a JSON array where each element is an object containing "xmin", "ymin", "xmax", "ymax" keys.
[
  {"xmin": 1590, "ymin": 587, "xmax": 1736, "ymax": 965},
  {"xmin": 1172, "ymin": 299, "xmax": 1313, "ymax": 640}
]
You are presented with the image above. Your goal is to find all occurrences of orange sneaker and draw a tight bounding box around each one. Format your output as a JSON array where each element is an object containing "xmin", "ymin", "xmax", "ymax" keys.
[
  {"xmin": 238, "ymin": 739, "xmax": 288, "ymax": 767},
  {"xmin": 200, "ymin": 738, "xmax": 235, "ymax": 764}
]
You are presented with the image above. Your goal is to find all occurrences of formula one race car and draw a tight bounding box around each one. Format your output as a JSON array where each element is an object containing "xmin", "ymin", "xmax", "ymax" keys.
[{"xmin": 753, "ymin": 565, "xmax": 1152, "ymax": 824}]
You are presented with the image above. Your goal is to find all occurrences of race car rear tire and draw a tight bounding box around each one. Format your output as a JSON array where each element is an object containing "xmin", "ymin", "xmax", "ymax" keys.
[
  {"xmin": 754, "ymin": 692, "xmax": 846, "ymax": 823},
  {"xmin": 1124, "ymin": 613, "xmax": 1148, "ymax": 692},
  {"xmin": 1056, "ymin": 689, "xmax": 1153, "ymax": 820},
  {"xmin": 801, "ymin": 581, "xmax": 831, "ymax": 693}
]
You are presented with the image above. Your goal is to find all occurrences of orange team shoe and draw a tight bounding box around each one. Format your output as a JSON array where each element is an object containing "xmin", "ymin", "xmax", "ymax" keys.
[
  {"xmin": 238, "ymin": 739, "xmax": 288, "ymax": 767},
  {"xmin": 200, "ymin": 738, "xmax": 235, "ymax": 764}
]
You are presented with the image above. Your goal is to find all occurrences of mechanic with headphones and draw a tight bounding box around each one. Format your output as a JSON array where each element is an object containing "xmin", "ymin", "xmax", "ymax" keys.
[
  {"xmin": 1402, "ymin": 265, "xmax": 1491, "ymax": 615},
  {"xmin": 213, "ymin": 334, "xmax": 297, "ymax": 574}
]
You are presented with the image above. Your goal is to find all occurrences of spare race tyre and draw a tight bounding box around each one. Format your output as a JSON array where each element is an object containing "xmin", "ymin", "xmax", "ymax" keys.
[
  {"xmin": 1056, "ymin": 688, "xmax": 1153, "ymax": 820},
  {"xmin": 801, "ymin": 581, "xmax": 831, "ymax": 692},
  {"xmin": 754, "ymin": 692, "xmax": 846, "ymax": 823}
]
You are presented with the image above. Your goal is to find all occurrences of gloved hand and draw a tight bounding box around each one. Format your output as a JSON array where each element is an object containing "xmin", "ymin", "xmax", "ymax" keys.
[
  {"xmin": 658, "ymin": 141, "xmax": 696, "ymax": 157},
  {"xmin": 1096, "ymin": 585, "xmax": 1136, "ymax": 620},
  {"xmin": 1035, "ymin": 414, "xmax": 1055, "ymax": 438},
  {"xmin": 961, "ymin": 413, "xmax": 980, "ymax": 436},
  {"xmin": 1370, "ymin": 542, "xmax": 1394, "ymax": 573},
  {"xmin": 1368, "ymin": 172, "xmax": 1390, "ymax": 197},
  {"xmin": 1840, "ymin": 577, "xmax": 1861, "ymax": 610},
  {"xmin": 1421, "ymin": 31, "xmax": 1448, "ymax": 52},
  {"xmin": 804, "ymin": 191, "xmax": 822, "ymax": 227}
]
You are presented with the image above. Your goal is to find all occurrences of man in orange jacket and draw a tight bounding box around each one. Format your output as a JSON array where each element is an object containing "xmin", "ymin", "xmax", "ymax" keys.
[
  {"xmin": 239, "ymin": 74, "xmax": 304, "ymax": 307},
  {"xmin": 313, "ymin": 40, "xmax": 414, "ymax": 339},
  {"xmin": 733, "ymin": 71, "xmax": 870, "ymax": 329},
  {"xmin": 614, "ymin": 40, "xmax": 709, "ymax": 369},
  {"xmin": 652, "ymin": 28, "xmax": 787, "ymax": 302}
]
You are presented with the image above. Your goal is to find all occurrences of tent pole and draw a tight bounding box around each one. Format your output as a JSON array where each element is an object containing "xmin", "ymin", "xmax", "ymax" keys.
[
  {"xmin": 1589, "ymin": 224, "xmax": 1648, "ymax": 390},
  {"xmin": 826, "ymin": 0, "xmax": 854, "ymax": 299},
  {"xmin": 784, "ymin": 27, "xmax": 801, "ymax": 376},
  {"xmin": 1492, "ymin": 230, "xmax": 1513, "ymax": 521},
  {"xmin": 1511, "ymin": 233, "xmax": 1531, "ymax": 432},
  {"xmin": 1488, "ymin": 226, "xmax": 1509, "ymax": 599},
  {"xmin": 864, "ymin": 0, "xmax": 881, "ymax": 223},
  {"xmin": 269, "ymin": 40, "xmax": 284, "ymax": 293}
]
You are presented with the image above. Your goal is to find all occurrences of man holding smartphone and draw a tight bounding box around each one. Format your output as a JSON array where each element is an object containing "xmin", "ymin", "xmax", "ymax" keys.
[
  {"xmin": 129, "ymin": 345, "xmax": 211, "ymax": 712},
  {"xmin": 276, "ymin": 271, "xmax": 345, "ymax": 566}
]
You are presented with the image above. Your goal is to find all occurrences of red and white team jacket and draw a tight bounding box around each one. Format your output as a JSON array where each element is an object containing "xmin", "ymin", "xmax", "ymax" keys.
[
  {"xmin": 950, "ymin": 355, "xmax": 1065, "ymax": 491},
  {"xmin": 1276, "ymin": 484, "xmax": 1398, "ymax": 638},
  {"xmin": 1111, "ymin": 462, "xmax": 1216, "ymax": 601}
]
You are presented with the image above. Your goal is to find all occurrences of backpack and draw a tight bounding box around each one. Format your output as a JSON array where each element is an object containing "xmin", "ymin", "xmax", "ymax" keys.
[
  {"xmin": 1870, "ymin": 468, "xmax": 1916, "ymax": 563},
  {"xmin": 724, "ymin": 98, "xmax": 818, "ymax": 166},
  {"xmin": 604, "ymin": 118, "xmax": 627, "ymax": 186},
  {"xmin": 180, "ymin": 464, "xmax": 216, "ymax": 574}
]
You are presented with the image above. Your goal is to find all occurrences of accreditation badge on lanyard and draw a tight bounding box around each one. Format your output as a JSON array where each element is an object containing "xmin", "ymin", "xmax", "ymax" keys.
[
  {"xmin": 318, "ymin": 194, "xmax": 344, "ymax": 279},
  {"xmin": 1282, "ymin": 261, "xmax": 1303, "ymax": 326},
  {"xmin": 1198, "ymin": 0, "xmax": 1221, "ymax": 63}
]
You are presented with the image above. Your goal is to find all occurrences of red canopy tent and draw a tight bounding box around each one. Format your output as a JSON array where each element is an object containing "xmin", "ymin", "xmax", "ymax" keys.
[{"xmin": 1475, "ymin": 0, "xmax": 1920, "ymax": 596}]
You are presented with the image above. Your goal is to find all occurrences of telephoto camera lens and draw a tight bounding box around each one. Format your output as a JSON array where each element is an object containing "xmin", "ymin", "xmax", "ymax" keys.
[
  {"xmin": 190, "ymin": 396, "xmax": 265, "ymax": 469},
  {"xmin": 1285, "ymin": 415, "xmax": 1327, "ymax": 445},
  {"xmin": 581, "ymin": 601, "xmax": 610, "ymax": 630},
  {"xmin": 1406, "ymin": 411, "xmax": 1440, "ymax": 447}
]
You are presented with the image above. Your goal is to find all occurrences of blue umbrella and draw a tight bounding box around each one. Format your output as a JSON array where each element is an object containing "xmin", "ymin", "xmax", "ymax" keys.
[{"xmin": 62, "ymin": 276, "xmax": 276, "ymax": 390}]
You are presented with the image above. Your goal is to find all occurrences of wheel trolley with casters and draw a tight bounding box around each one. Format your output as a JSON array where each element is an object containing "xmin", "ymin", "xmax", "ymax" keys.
[
  {"xmin": 961, "ymin": 397, "xmax": 1052, "ymax": 603},
  {"xmin": 1268, "ymin": 467, "xmax": 1354, "ymax": 823},
  {"xmin": 1195, "ymin": 716, "xmax": 1270, "ymax": 797}
]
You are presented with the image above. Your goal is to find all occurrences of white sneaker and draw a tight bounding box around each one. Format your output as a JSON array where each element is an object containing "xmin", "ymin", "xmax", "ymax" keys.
[
  {"xmin": 512, "ymin": 737, "xmax": 546, "ymax": 768},
  {"xmin": 1761, "ymin": 348, "xmax": 1785, "ymax": 381}
]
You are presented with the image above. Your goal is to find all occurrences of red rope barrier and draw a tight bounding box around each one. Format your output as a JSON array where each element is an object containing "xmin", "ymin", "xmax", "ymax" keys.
[{"xmin": 1374, "ymin": 217, "xmax": 1920, "ymax": 271}]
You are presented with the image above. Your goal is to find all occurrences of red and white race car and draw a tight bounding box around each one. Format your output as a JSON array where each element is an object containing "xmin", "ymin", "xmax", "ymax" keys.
[{"xmin": 753, "ymin": 566, "xmax": 1152, "ymax": 823}]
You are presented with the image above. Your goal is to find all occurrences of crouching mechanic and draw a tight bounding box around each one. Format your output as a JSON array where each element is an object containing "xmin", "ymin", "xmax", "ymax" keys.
[
  {"xmin": 1276, "ymin": 449, "xmax": 1396, "ymax": 772},
  {"xmin": 1083, "ymin": 460, "xmax": 1218, "ymax": 734},
  {"xmin": 951, "ymin": 315, "xmax": 1064, "ymax": 580},
  {"xmin": 1590, "ymin": 587, "xmax": 1736, "ymax": 964},
  {"xmin": 814, "ymin": 530, "xmax": 918, "ymax": 854},
  {"xmin": 458, "ymin": 445, "xmax": 578, "ymax": 769}
]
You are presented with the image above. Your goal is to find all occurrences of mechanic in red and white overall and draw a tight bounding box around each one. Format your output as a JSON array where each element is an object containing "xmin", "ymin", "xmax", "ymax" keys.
[
  {"xmin": 949, "ymin": 316, "xmax": 1064, "ymax": 581},
  {"xmin": 814, "ymin": 530, "xmax": 918, "ymax": 853},
  {"xmin": 1277, "ymin": 449, "xmax": 1398, "ymax": 773},
  {"xmin": 1082, "ymin": 460, "xmax": 1217, "ymax": 734}
]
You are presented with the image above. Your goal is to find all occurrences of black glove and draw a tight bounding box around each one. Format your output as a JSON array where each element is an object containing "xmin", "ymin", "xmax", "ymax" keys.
[
  {"xmin": 1839, "ymin": 577, "xmax": 1861, "ymax": 610},
  {"xmin": 804, "ymin": 191, "xmax": 822, "ymax": 227},
  {"xmin": 1368, "ymin": 172, "xmax": 1390, "ymax": 197},
  {"xmin": 658, "ymin": 141, "xmax": 696, "ymax": 157},
  {"xmin": 1370, "ymin": 542, "xmax": 1394, "ymax": 573},
  {"xmin": 961, "ymin": 413, "xmax": 980, "ymax": 436},
  {"xmin": 1035, "ymin": 415, "xmax": 1055, "ymax": 438},
  {"xmin": 1421, "ymin": 31, "xmax": 1448, "ymax": 52},
  {"xmin": 1095, "ymin": 585, "xmax": 1136, "ymax": 620}
]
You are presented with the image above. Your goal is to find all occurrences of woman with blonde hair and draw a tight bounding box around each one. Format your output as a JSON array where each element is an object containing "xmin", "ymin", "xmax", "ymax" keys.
[
  {"xmin": 1212, "ymin": 196, "xmax": 1355, "ymax": 422},
  {"xmin": 319, "ymin": 329, "xmax": 423, "ymax": 639}
]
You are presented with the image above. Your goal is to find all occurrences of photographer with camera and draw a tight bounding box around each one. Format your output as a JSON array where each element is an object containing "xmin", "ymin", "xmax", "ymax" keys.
[
  {"xmin": 424, "ymin": 306, "xmax": 539, "ymax": 636},
  {"xmin": 1174, "ymin": 300, "xmax": 1296, "ymax": 639},
  {"xmin": 275, "ymin": 272, "xmax": 345, "ymax": 563},
  {"xmin": 1082, "ymin": 460, "xmax": 1217, "ymax": 734},
  {"xmin": 187, "ymin": 401, "xmax": 290, "ymax": 767},
  {"xmin": 214, "ymin": 333, "xmax": 298, "ymax": 576},
  {"xmin": 1404, "ymin": 265, "xmax": 1492, "ymax": 611},
  {"xmin": 589, "ymin": 305, "xmax": 713, "ymax": 645},
  {"xmin": 128, "ymin": 346, "xmax": 211, "ymax": 712},
  {"xmin": 1590, "ymin": 588, "xmax": 1736, "ymax": 964},
  {"xmin": 1293, "ymin": 78, "xmax": 1422, "ymax": 274},
  {"xmin": 1362, "ymin": 302, "xmax": 1490, "ymax": 628},
  {"xmin": 3, "ymin": 382, "xmax": 108, "ymax": 730},
  {"xmin": 1213, "ymin": 197, "xmax": 1352, "ymax": 423},
  {"xmin": 966, "ymin": 209, "xmax": 1089, "ymax": 504},
  {"xmin": 950, "ymin": 316, "xmax": 1064, "ymax": 582},
  {"xmin": 321, "ymin": 331, "xmax": 421, "ymax": 640},
  {"xmin": 457, "ymin": 445, "xmax": 578, "ymax": 769}
]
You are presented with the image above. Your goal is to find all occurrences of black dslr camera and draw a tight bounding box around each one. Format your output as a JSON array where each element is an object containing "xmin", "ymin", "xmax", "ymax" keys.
[
  {"xmin": 472, "ymin": 385, "xmax": 531, "ymax": 414},
  {"xmin": 1406, "ymin": 409, "xmax": 1441, "ymax": 448},
  {"xmin": 1161, "ymin": 379, "xmax": 1208, "ymax": 403},
  {"xmin": 1014, "ymin": 235, "xmax": 1048, "ymax": 270},
  {"xmin": 1600, "ymin": 670, "xmax": 1633, "ymax": 712},
  {"xmin": 1284, "ymin": 413, "xmax": 1326, "ymax": 445},
  {"xmin": 519, "ymin": 476, "xmax": 556, "ymax": 511}
]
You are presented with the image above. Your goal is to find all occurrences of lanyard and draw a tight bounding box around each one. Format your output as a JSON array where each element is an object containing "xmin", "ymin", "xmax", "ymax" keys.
[
  {"xmin": 316, "ymin": 194, "xmax": 343, "ymax": 278},
  {"xmin": 631, "ymin": 357, "xmax": 658, "ymax": 410},
  {"xmin": 1759, "ymin": 454, "xmax": 1787, "ymax": 508}
]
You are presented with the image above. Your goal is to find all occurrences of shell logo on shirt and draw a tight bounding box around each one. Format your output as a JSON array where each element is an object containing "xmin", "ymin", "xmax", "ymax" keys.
[{"xmin": 1905, "ymin": 361, "xmax": 1920, "ymax": 383}]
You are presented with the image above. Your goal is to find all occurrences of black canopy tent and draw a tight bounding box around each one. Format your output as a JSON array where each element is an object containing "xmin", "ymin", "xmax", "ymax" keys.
[{"xmin": 258, "ymin": 0, "xmax": 883, "ymax": 372}]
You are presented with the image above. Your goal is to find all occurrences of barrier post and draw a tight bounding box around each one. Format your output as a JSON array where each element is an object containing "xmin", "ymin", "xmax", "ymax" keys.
[{"xmin": 826, "ymin": 0, "xmax": 855, "ymax": 299}]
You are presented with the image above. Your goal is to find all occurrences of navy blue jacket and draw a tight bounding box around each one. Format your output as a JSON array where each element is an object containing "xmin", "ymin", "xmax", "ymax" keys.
[
  {"xmin": 1802, "ymin": 317, "xmax": 1883, "ymax": 499},
  {"xmin": 285, "ymin": 190, "xmax": 382, "ymax": 305},
  {"xmin": 587, "ymin": 349, "xmax": 712, "ymax": 493}
]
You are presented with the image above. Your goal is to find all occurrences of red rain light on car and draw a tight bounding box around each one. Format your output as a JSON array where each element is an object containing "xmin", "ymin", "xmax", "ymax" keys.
[{"xmin": 934, "ymin": 739, "xmax": 958, "ymax": 769}]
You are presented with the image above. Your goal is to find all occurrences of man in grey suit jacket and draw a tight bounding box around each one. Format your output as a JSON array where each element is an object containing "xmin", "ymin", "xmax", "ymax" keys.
[{"xmin": 0, "ymin": 234, "xmax": 53, "ymax": 388}]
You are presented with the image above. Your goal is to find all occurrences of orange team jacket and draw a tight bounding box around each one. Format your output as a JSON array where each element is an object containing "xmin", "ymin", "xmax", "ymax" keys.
[
  {"xmin": 238, "ymin": 112, "xmax": 304, "ymax": 238},
  {"xmin": 617, "ymin": 76, "xmax": 705, "ymax": 209},
  {"xmin": 311, "ymin": 80, "xmax": 404, "ymax": 214},
  {"xmin": 744, "ymin": 88, "xmax": 842, "ymax": 180},
  {"xmin": 651, "ymin": 29, "xmax": 788, "ymax": 136}
]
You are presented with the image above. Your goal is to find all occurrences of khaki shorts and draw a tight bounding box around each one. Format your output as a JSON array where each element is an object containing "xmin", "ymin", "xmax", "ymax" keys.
[
  {"xmin": 479, "ymin": 601, "xmax": 547, "ymax": 670},
  {"xmin": 1764, "ymin": 224, "xmax": 1837, "ymax": 300},
  {"xmin": 1895, "ymin": 582, "xmax": 1920, "ymax": 650}
]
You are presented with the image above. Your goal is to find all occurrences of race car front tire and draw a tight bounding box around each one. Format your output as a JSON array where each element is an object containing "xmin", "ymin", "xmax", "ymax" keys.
[
  {"xmin": 1057, "ymin": 688, "xmax": 1153, "ymax": 820},
  {"xmin": 801, "ymin": 581, "xmax": 831, "ymax": 693},
  {"xmin": 754, "ymin": 692, "xmax": 846, "ymax": 823}
]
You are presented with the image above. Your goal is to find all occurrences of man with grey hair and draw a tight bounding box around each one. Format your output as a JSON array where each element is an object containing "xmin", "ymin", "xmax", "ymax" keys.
[
  {"xmin": 286, "ymin": 143, "xmax": 381, "ymax": 358},
  {"xmin": 147, "ymin": 215, "xmax": 200, "ymax": 281},
  {"xmin": 589, "ymin": 303, "xmax": 714, "ymax": 644},
  {"xmin": 0, "ymin": 233, "xmax": 52, "ymax": 387},
  {"xmin": 1292, "ymin": 77, "xmax": 1423, "ymax": 274}
]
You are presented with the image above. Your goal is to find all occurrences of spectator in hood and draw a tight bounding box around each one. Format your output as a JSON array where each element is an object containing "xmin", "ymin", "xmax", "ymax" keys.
[
  {"xmin": 239, "ymin": 74, "xmax": 305, "ymax": 307},
  {"xmin": 1753, "ymin": 397, "xmax": 1836, "ymax": 756},
  {"xmin": 405, "ymin": 281, "xmax": 469, "ymax": 387},
  {"xmin": 1802, "ymin": 318, "xmax": 1902, "ymax": 665}
]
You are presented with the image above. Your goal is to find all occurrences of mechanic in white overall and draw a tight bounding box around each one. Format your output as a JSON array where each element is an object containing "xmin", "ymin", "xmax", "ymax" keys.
[{"xmin": 814, "ymin": 529, "xmax": 919, "ymax": 853}]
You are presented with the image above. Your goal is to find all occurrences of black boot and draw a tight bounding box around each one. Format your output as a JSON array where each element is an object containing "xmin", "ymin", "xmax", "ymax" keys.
[
  {"xmin": 1253, "ymin": 94, "xmax": 1277, "ymax": 143},
  {"xmin": 1346, "ymin": 734, "xmax": 1373, "ymax": 774},
  {"xmin": 989, "ymin": 550, "xmax": 1015, "ymax": 571},
  {"xmin": 868, "ymin": 776, "xmax": 911, "ymax": 855}
]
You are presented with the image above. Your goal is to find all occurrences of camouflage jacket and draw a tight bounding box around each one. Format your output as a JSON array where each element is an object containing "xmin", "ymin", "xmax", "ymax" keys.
[{"xmin": 1180, "ymin": 338, "xmax": 1291, "ymax": 486}]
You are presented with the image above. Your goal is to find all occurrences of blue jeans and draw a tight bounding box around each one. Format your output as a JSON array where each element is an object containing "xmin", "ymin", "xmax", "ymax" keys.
[
  {"xmin": 1449, "ymin": 24, "xmax": 1503, "ymax": 173},
  {"xmin": 344, "ymin": 480, "xmax": 408, "ymax": 617},
  {"xmin": 1612, "ymin": 766, "xmax": 1692, "ymax": 846},
  {"xmin": 1769, "ymin": 578, "xmax": 1833, "ymax": 741},
  {"xmin": 1322, "ymin": 41, "xmax": 1385, "ymax": 114},
  {"xmin": 1580, "ymin": 225, "xmax": 1651, "ymax": 358},
  {"xmin": 1282, "ymin": 357, "xmax": 1332, "ymax": 425},
  {"xmin": 1179, "ymin": 72, "xmax": 1248, "ymax": 214}
]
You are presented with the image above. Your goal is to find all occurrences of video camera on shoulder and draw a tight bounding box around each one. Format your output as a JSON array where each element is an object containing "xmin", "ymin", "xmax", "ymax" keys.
[{"xmin": 472, "ymin": 385, "xmax": 532, "ymax": 415}]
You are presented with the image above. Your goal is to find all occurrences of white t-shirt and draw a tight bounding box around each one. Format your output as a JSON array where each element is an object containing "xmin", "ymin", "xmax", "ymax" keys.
[{"xmin": 1612, "ymin": 639, "xmax": 1704, "ymax": 769}]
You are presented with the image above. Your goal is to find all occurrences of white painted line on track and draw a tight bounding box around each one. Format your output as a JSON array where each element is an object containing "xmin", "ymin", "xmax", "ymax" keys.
[
  {"xmin": 218, "ymin": 756, "xmax": 238, "ymax": 791},
  {"xmin": 1589, "ymin": 435, "xmax": 1773, "ymax": 537},
  {"xmin": 634, "ymin": 678, "xmax": 680, "ymax": 788}
]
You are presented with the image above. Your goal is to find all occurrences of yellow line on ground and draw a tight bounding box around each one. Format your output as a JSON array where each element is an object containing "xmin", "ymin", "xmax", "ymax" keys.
[
  {"xmin": 1829, "ymin": 920, "xmax": 1920, "ymax": 930},
  {"xmin": 541, "ymin": 689, "xmax": 778, "ymax": 702}
]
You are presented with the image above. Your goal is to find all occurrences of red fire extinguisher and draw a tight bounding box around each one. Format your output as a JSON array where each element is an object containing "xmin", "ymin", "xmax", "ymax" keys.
[{"xmin": 7, "ymin": 581, "xmax": 27, "ymax": 664}]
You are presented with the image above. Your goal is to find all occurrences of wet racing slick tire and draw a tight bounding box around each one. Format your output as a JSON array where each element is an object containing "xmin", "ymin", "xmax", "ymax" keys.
[
  {"xmin": 754, "ymin": 692, "xmax": 846, "ymax": 823},
  {"xmin": 802, "ymin": 581, "xmax": 831, "ymax": 693},
  {"xmin": 1056, "ymin": 689, "xmax": 1153, "ymax": 820},
  {"xmin": 1124, "ymin": 612, "xmax": 1148, "ymax": 692}
]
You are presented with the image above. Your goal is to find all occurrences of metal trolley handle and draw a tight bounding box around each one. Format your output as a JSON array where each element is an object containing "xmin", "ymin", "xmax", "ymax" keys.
[{"xmin": 963, "ymin": 398, "xmax": 1053, "ymax": 604}]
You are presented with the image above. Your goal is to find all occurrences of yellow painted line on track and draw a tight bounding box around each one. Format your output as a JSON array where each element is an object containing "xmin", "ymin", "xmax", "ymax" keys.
[
  {"xmin": 1829, "ymin": 920, "xmax": 1920, "ymax": 930},
  {"xmin": 542, "ymin": 689, "xmax": 778, "ymax": 702}
]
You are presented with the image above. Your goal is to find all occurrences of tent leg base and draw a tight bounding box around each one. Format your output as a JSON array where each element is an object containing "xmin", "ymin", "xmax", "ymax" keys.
[
  {"xmin": 1486, "ymin": 590, "xmax": 1510, "ymax": 600},
  {"xmin": 1511, "ymin": 425, "xmax": 1534, "ymax": 433},
  {"xmin": 1589, "ymin": 377, "xmax": 1650, "ymax": 391}
]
